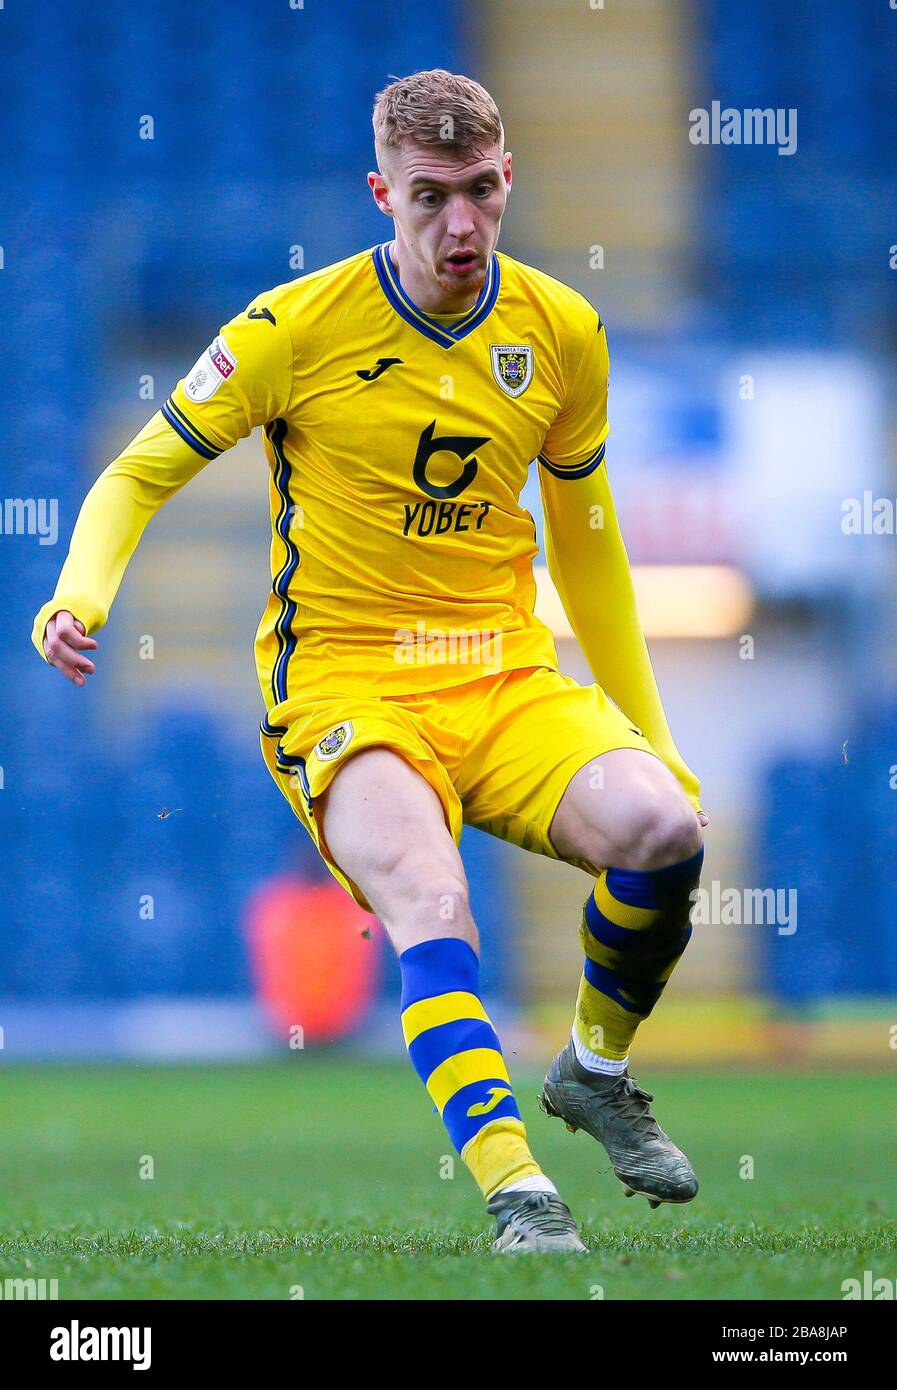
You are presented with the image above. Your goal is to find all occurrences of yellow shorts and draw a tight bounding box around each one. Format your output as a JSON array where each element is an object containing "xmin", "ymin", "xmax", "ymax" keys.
[{"xmin": 259, "ymin": 664, "xmax": 657, "ymax": 912}]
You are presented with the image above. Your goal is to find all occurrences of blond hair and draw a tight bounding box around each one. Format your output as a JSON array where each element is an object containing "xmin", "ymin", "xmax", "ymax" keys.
[{"xmin": 373, "ymin": 69, "xmax": 504, "ymax": 171}]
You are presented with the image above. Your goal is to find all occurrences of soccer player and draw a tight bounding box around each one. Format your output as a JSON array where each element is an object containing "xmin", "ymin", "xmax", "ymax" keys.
[{"xmin": 34, "ymin": 70, "xmax": 707, "ymax": 1253}]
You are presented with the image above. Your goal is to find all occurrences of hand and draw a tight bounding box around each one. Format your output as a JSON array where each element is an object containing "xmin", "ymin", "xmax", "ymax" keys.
[{"xmin": 43, "ymin": 611, "xmax": 98, "ymax": 687}]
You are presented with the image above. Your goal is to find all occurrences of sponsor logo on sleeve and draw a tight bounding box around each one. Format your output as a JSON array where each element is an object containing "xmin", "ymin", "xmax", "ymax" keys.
[{"xmin": 184, "ymin": 334, "xmax": 238, "ymax": 403}]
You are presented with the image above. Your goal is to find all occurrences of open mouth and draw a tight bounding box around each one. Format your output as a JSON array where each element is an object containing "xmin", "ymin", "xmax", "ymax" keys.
[{"xmin": 444, "ymin": 250, "xmax": 480, "ymax": 275}]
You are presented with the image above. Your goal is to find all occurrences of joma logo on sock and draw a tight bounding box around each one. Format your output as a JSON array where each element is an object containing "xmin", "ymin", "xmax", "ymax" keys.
[
  {"xmin": 689, "ymin": 882, "xmax": 797, "ymax": 936},
  {"xmin": 50, "ymin": 1321, "xmax": 151, "ymax": 1370},
  {"xmin": 467, "ymin": 1086, "xmax": 512, "ymax": 1117}
]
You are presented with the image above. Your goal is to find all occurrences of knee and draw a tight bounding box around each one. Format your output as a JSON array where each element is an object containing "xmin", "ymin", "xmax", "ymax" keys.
[
  {"xmin": 616, "ymin": 795, "xmax": 702, "ymax": 871},
  {"xmin": 637, "ymin": 798, "xmax": 702, "ymax": 870},
  {"xmin": 372, "ymin": 849, "xmax": 472, "ymax": 936}
]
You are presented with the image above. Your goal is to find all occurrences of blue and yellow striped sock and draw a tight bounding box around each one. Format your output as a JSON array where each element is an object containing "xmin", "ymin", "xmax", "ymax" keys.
[
  {"xmin": 399, "ymin": 937, "xmax": 545, "ymax": 1199},
  {"xmin": 573, "ymin": 846, "xmax": 705, "ymax": 1066}
]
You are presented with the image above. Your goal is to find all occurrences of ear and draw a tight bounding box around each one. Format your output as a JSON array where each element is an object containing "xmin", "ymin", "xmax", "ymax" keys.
[
  {"xmin": 368, "ymin": 170, "xmax": 394, "ymax": 217},
  {"xmin": 502, "ymin": 151, "xmax": 513, "ymax": 193}
]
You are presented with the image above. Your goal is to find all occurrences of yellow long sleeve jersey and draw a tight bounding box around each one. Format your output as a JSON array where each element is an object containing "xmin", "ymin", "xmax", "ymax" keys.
[{"xmin": 32, "ymin": 243, "xmax": 700, "ymax": 808}]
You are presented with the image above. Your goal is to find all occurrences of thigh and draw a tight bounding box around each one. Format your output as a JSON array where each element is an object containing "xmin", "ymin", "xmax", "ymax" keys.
[
  {"xmin": 260, "ymin": 692, "xmax": 464, "ymax": 923},
  {"xmin": 458, "ymin": 665, "xmax": 657, "ymax": 860},
  {"xmin": 318, "ymin": 747, "xmax": 474, "ymax": 953}
]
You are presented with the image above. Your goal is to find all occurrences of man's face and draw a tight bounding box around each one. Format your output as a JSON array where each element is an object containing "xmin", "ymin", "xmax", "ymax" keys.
[{"xmin": 369, "ymin": 141, "xmax": 512, "ymax": 307}]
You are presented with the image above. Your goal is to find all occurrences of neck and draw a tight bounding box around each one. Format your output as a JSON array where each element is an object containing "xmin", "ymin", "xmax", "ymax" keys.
[{"xmin": 388, "ymin": 239, "xmax": 481, "ymax": 316}]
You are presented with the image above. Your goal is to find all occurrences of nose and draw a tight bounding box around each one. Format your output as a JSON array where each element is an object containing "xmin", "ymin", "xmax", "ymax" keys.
[{"xmin": 445, "ymin": 194, "xmax": 477, "ymax": 241}]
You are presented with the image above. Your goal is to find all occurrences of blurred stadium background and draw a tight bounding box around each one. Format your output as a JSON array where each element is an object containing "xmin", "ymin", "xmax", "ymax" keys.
[{"xmin": 2, "ymin": 0, "xmax": 897, "ymax": 1077}]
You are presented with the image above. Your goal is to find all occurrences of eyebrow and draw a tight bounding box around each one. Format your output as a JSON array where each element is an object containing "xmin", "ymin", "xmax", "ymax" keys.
[{"xmin": 407, "ymin": 170, "xmax": 500, "ymax": 190}]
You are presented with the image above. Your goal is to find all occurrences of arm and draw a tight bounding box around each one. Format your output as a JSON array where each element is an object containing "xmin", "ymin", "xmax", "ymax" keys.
[
  {"xmin": 33, "ymin": 291, "xmax": 294, "ymax": 677},
  {"xmin": 537, "ymin": 304, "xmax": 702, "ymax": 813},
  {"xmin": 539, "ymin": 458, "xmax": 702, "ymax": 812},
  {"xmin": 32, "ymin": 412, "xmax": 212, "ymax": 666}
]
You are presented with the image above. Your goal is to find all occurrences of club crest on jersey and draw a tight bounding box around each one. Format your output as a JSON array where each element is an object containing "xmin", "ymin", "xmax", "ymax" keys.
[
  {"xmin": 184, "ymin": 334, "xmax": 238, "ymax": 404},
  {"xmin": 490, "ymin": 344, "xmax": 533, "ymax": 399},
  {"xmin": 315, "ymin": 721, "xmax": 354, "ymax": 762}
]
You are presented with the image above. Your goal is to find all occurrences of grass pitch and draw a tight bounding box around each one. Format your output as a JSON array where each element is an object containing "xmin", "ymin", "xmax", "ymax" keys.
[{"xmin": 0, "ymin": 1060, "xmax": 892, "ymax": 1300}]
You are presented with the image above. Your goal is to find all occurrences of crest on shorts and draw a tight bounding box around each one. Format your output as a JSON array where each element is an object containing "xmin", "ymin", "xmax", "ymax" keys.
[
  {"xmin": 315, "ymin": 721, "xmax": 354, "ymax": 761},
  {"xmin": 490, "ymin": 344, "xmax": 533, "ymax": 398}
]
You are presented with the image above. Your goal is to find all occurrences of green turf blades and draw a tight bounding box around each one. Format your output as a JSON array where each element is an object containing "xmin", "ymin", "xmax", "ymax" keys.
[{"xmin": 0, "ymin": 1062, "xmax": 893, "ymax": 1299}]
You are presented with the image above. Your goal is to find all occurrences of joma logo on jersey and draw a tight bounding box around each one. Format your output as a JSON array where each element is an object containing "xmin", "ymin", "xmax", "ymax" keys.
[
  {"xmin": 490, "ymin": 344, "xmax": 533, "ymax": 398},
  {"xmin": 315, "ymin": 722, "xmax": 354, "ymax": 761},
  {"xmin": 356, "ymin": 357, "xmax": 403, "ymax": 381}
]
